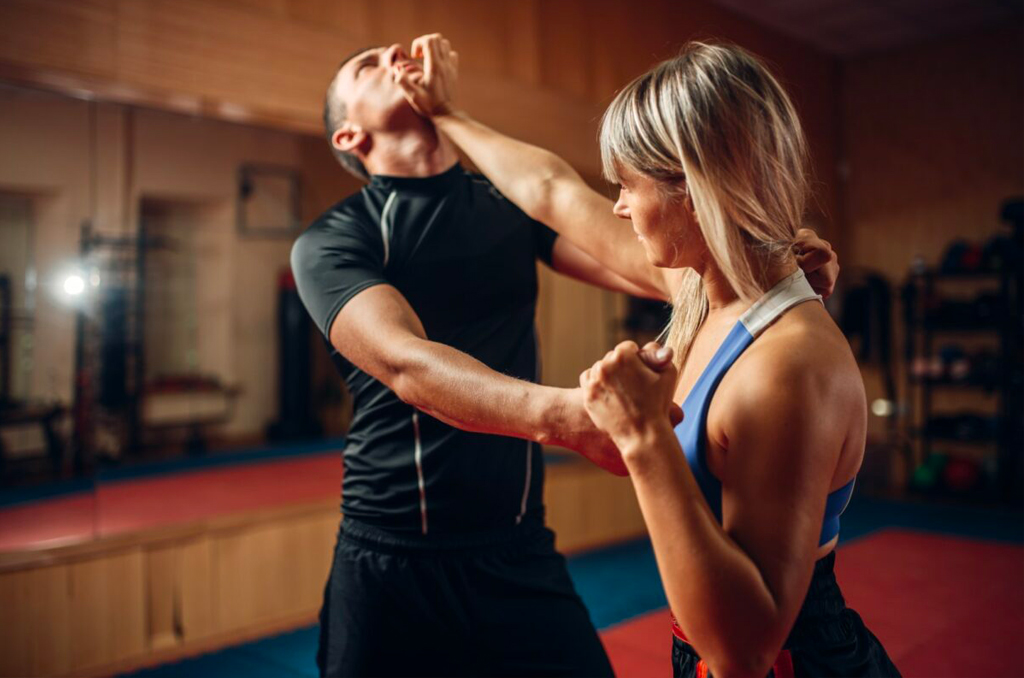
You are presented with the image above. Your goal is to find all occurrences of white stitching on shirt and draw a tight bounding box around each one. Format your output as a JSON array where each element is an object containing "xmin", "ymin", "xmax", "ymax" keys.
[
  {"xmin": 380, "ymin": 191, "xmax": 397, "ymax": 267},
  {"xmin": 412, "ymin": 410, "xmax": 428, "ymax": 534}
]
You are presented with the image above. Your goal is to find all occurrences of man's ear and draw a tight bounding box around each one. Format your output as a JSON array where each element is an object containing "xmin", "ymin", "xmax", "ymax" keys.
[{"xmin": 332, "ymin": 123, "xmax": 367, "ymax": 154}]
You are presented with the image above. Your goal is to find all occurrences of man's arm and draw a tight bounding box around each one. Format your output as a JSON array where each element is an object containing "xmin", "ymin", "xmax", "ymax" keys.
[{"xmin": 330, "ymin": 283, "xmax": 629, "ymax": 475}]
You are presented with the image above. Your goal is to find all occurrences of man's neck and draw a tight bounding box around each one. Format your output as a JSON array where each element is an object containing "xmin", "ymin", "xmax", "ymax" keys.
[{"xmin": 365, "ymin": 120, "xmax": 459, "ymax": 178}]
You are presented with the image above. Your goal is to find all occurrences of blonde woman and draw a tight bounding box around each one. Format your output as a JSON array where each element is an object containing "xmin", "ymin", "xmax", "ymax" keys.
[{"xmin": 399, "ymin": 36, "xmax": 898, "ymax": 678}]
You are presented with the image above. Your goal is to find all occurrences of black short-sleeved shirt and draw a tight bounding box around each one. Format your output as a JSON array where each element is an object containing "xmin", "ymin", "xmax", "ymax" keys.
[{"xmin": 291, "ymin": 163, "xmax": 558, "ymax": 535}]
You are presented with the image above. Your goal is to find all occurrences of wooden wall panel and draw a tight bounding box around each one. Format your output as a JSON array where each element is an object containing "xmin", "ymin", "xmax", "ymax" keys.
[
  {"xmin": 843, "ymin": 23, "xmax": 1024, "ymax": 280},
  {"xmin": 177, "ymin": 537, "xmax": 217, "ymax": 642},
  {"xmin": 505, "ymin": 0, "xmax": 542, "ymax": 87},
  {"xmin": 537, "ymin": 268, "xmax": 621, "ymax": 388},
  {"xmin": 0, "ymin": 0, "xmax": 116, "ymax": 78},
  {"xmin": 67, "ymin": 550, "xmax": 147, "ymax": 671},
  {"xmin": 545, "ymin": 459, "xmax": 647, "ymax": 553},
  {"xmin": 115, "ymin": 0, "xmax": 343, "ymax": 122},
  {"xmin": 418, "ymin": 0, "xmax": 511, "ymax": 80},
  {"xmin": 145, "ymin": 546, "xmax": 180, "ymax": 651},
  {"xmin": 537, "ymin": 0, "xmax": 593, "ymax": 101},
  {"xmin": 364, "ymin": 0, "xmax": 424, "ymax": 51},
  {"xmin": 213, "ymin": 513, "xmax": 335, "ymax": 632},
  {"xmin": 286, "ymin": 0, "xmax": 374, "ymax": 40},
  {"xmin": 143, "ymin": 538, "xmax": 218, "ymax": 651},
  {"xmin": 0, "ymin": 564, "xmax": 72, "ymax": 677}
]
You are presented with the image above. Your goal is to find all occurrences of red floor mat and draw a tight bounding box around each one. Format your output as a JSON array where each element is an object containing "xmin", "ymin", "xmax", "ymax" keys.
[
  {"xmin": 0, "ymin": 453, "xmax": 343, "ymax": 551},
  {"xmin": 602, "ymin": 530, "xmax": 1024, "ymax": 678}
]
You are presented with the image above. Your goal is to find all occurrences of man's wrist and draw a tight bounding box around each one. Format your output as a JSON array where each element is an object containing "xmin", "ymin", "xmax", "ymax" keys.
[{"xmin": 531, "ymin": 387, "xmax": 581, "ymax": 448}]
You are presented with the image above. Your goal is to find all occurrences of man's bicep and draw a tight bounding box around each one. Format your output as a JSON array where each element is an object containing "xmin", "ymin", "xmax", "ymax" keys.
[{"xmin": 328, "ymin": 284, "xmax": 428, "ymax": 387}]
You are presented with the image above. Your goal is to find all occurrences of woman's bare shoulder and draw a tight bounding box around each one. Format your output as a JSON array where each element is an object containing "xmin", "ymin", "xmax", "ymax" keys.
[{"xmin": 720, "ymin": 302, "xmax": 865, "ymax": 413}]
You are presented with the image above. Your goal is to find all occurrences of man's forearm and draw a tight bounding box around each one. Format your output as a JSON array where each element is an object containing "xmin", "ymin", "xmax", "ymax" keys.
[{"xmin": 390, "ymin": 335, "xmax": 573, "ymax": 446}]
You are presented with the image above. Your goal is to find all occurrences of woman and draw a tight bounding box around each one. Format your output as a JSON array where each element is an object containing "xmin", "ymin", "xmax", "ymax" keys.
[{"xmin": 399, "ymin": 36, "xmax": 898, "ymax": 678}]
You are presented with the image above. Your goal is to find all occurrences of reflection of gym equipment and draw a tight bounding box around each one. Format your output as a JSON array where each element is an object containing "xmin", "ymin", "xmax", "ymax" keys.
[
  {"xmin": 74, "ymin": 217, "xmax": 236, "ymax": 465},
  {"xmin": 71, "ymin": 219, "xmax": 145, "ymax": 470},
  {"xmin": 141, "ymin": 375, "xmax": 240, "ymax": 455},
  {"xmin": 268, "ymin": 270, "xmax": 319, "ymax": 441},
  {"xmin": 136, "ymin": 205, "xmax": 240, "ymax": 455},
  {"xmin": 74, "ymin": 213, "xmax": 243, "ymax": 463},
  {"xmin": 0, "ymin": 404, "xmax": 66, "ymax": 480},
  {"xmin": 0, "ymin": 275, "xmax": 9, "ymax": 406},
  {"xmin": 0, "ymin": 274, "xmax": 67, "ymax": 480}
]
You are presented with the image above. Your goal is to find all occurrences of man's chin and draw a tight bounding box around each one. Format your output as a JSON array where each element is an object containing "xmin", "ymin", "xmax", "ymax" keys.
[{"xmin": 382, "ymin": 96, "xmax": 430, "ymax": 125}]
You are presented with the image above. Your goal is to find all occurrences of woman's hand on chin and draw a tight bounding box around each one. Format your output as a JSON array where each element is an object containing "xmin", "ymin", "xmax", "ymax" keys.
[
  {"xmin": 580, "ymin": 341, "xmax": 682, "ymax": 458},
  {"xmin": 396, "ymin": 33, "xmax": 460, "ymax": 118}
]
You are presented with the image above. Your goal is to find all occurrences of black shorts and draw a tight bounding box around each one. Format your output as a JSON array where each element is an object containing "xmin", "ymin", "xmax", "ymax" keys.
[{"xmin": 317, "ymin": 517, "xmax": 614, "ymax": 678}]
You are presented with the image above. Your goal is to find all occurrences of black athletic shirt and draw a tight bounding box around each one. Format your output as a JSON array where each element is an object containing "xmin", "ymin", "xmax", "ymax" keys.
[{"xmin": 291, "ymin": 163, "xmax": 558, "ymax": 535}]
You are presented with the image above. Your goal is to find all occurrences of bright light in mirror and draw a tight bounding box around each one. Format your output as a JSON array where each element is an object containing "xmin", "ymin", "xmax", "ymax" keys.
[{"xmin": 62, "ymin": 274, "xmax": 86, "ymax": 297}]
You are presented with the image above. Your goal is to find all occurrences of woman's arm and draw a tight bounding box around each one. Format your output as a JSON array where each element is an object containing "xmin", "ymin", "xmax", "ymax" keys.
[
  {"xmin": 550, "ymin": 236, "xmax": 667, "ymax": 300},
  {"xmin": 399, "ymin": 34, "xmax": 671, "ymax": 298},
  {"xmin": 581, "ymin": 342, "xmax": 842, "ymax": 678},
  {"xmin": 436, "ymin": 113, "xmax": 671, "ymax": 298}
]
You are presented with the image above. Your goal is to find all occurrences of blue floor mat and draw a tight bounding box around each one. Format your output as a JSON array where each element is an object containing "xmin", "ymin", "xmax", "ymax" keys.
[
  {"xmin": 120, "ymin": 493, "xmax": 1022, "ymax": 677},
  {"xmin": 235, "ymin": 626, "xmax": 321, "ymax": 677},
  {"xmin": 837, "ymin": 493, "xmax": 1023, "ymax": 544},
  {"xmin": 127, "ymin": 645, "xmax": 312, "ymax": 678},
  {"xmin": 566, "ymin": 538, "xmax": 665, "ymax": 630}
]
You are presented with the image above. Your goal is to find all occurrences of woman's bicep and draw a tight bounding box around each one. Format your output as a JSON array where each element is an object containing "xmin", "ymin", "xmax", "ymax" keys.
[{"xmin": 716, "ymin": 364, "xmax": 842, "ymax": 621}]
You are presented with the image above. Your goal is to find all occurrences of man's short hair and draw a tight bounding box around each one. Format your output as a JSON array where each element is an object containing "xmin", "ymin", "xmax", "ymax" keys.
[{"xmin": 323, "ymin": 46, "xmax": 381, "ymax": 182}]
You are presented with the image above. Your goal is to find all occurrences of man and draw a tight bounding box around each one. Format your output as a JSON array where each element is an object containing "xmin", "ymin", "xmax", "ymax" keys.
[{"xmin": 292, "ymin": 42, "xmax": 839, "ymax": 677}]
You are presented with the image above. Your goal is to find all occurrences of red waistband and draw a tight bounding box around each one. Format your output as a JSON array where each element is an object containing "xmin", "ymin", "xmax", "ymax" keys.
[
  {"xmin": 671, "ymin": 614, "xmax": 688, "ymax": 641},
  {"xmin": 670, "ymin": 616, "xmax": 794, "ymax": 678}
]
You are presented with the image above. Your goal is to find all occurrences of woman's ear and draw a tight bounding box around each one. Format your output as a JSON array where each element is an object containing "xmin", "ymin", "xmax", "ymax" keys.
[
  {"xmin": 332, "ymin": 123, "xmax": 367, "ymax": 153},
  {"xmin": 682, "ymin": 186, "xmax": 696, "ymax": 217}
]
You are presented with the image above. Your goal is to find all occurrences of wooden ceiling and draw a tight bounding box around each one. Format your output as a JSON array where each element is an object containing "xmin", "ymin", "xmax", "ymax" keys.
[{"xmin": 710, "ymin": 0, "xmax": 1022, "ymax": 57}]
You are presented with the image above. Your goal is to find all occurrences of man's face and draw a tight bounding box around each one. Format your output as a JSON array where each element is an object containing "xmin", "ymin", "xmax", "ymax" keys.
[{"xmin": 335, "ymin": 44, "xmax": 423, "ymax": 131}]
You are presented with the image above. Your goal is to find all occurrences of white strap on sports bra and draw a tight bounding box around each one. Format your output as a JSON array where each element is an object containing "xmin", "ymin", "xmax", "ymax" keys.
[{"xmin": 739, "ymin": 269, "xmax": 822, "ymax": 338}]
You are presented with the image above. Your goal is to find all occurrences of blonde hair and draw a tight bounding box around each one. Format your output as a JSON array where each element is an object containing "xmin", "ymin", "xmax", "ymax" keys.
[{"xmin": 599, "ymin": 42, "xmax": 809, "ymax": 364}]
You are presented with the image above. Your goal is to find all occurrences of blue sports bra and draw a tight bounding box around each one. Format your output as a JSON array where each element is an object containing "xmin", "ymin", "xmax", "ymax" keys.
[{"xmin": 674, "ymin": 269, "xmax": 855, "ymax": 546}]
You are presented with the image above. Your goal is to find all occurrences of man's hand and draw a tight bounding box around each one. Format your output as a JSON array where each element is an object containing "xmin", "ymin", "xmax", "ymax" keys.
[
  {"xmin": 794, "ymin": 228, "xmax": 839, "ymax": 299},
  {"xmin": 550, "ymin": 342, "xmax": 682, "ymax": 477},
  {"xmin": 395, "ymin": 33, "xmax": 459, "ymax": 118}
]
